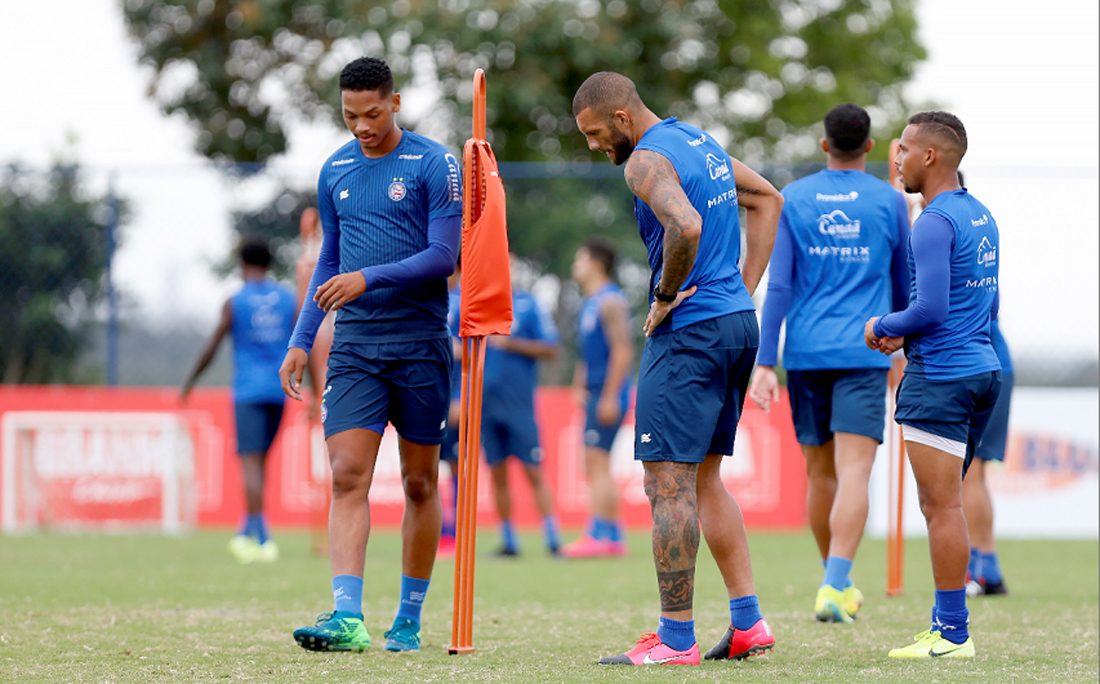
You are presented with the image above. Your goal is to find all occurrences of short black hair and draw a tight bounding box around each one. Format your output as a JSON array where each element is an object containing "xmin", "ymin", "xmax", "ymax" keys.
[
  {"xmin": 339, "ymin": 57, "xmax": 394, "ymax": 95},
  {"xmin": 824, "ymin": 103, "xmax": 871, "ymax": 159},
  {"xmin": 956, "ymin": 170, "xmax": 966, "ymax": 186},
  {"xmin": 908, "ymin": 110, "xmax": 967, "ymax": 158},
  {"xmin": 239, "ymin": 235, "xmax": 272, "ymax": 268},
  {"xmin": 572, "ymin": 71, "xmax": 642, "ymax": 119},
  {"xmin": 584, "ymin": 237, "xmax": 617, "ymax": 276}
]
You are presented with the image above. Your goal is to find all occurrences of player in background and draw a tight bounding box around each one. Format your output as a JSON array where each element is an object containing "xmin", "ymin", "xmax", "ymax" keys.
[
  {"xmin": 574, "ymin": 72, "xmax": 782, "ymax": 666},
  {"xmin": 749, "ymin": 103, "xmax": 911, "ymax": 623},
  {"xmin": 180, "ymin": 236, "xmax": 297, "ymax": 564},
  {"xmin": 865, "ymin": 111, "xmax": 1002, "ymax": 658},
  {"xmin": 280, "ymin": 56, "xmax": 462, "ymax": 654},
  {"xmin": 479, "ymin": 256, "xmax": 563, "ymax": 557},
  {"xmin": 437, "ymin": 262, "xmax": 463, "ymax": 557},
  {"xmin": 562, "ymin": 238, "xmax": 634, "ymax": 559},
  {"xmin": 964, "ymin": 317, "xmax": 1012, "ymax": 596}
]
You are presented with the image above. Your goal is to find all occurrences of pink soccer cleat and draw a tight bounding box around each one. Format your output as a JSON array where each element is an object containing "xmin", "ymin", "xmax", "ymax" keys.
[
  {"xmin": 599, "ymin": 633, "xmax": 700, "ymax": 666},
  {"xmin": 561, "ymin": 536, "xmax": 610, "ymax": 559},
  {"xmin": 703, "ymin": 619, "xmax": 775, "ymax": 660}
]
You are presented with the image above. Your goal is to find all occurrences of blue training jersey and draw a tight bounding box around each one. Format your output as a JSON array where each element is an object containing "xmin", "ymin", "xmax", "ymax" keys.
[
  {"xmin": 483, "ymin": 290, "xmax": 560, "ymax": 415},
  {"xmin": 230, "ymin": 279, "xmax": 297, "ymax": 403},
  {"xmin": 315, "ymin": 131, "xmax": 462, "ymax": 345},
  {"xmin": 991, "ymin": 319, "xmax": 1013, "ymax": 376},
  {"xmin": 578, "ymin": 282, "xmax": 632, "ymax": 396},
  {"xmin": 760, "ymin": 169, "xmax": 910, "ymax": 370},
  {"xmin": 899, "ymin": 189, "xmax": 1001, "ymax": 379},
  {"xmin": 447, "ymin": 285, "xmax": 462, "ymax": 399},
  {"xmin": 633, "ymin": 118, "xmax": 755, "ymax": 332}
]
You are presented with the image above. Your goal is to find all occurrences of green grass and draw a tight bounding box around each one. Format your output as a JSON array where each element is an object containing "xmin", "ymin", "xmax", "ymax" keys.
[{"xmin": 0, "ymin": 530, "xmax": 1096, "ymax": 683}]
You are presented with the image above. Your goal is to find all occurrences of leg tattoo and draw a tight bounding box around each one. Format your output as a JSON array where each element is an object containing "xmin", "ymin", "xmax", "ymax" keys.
[{"xmin": 645, "ymin": 462, "xmax": 700, "ymax": 613}]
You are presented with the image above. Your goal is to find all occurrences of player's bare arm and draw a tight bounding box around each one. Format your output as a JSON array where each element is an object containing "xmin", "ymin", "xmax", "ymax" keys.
[
  {"xmin": 625, "ymin": 150, "xmax": 701, "ymax": 335},
  {"xmin": 748, "ymin": 366, "xmax": 780, "ymax": 413},
  {"xmin": 279, "ymin": 348, "xmax": 309, "ymax": 402},
  {"xmin": 489, "ymin": 335, "xmax": 558, "ymax": 359},
  {"xmin": 180, "ymin": 299, "xmax": 233, "ymax": 403},
  {"xmin": 597, "ymin": 295, "xmax": 634, "ymax": 426},
  {"xmin": 730, "ymin": 159, "xmax": 782, "ymax": 297}
]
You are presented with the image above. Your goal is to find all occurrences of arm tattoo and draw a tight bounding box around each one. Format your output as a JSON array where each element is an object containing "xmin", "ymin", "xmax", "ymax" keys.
[
  {"xmin": 626, "ymin": 152, "xmax": 701, "ymax": 293},
  {"xmin": 736, "ymin": 182, "xmax": 763, "ymax": 196},
  {"xmin": 643, "ymin": 462, "xmax": 700, "ymax": 613}
]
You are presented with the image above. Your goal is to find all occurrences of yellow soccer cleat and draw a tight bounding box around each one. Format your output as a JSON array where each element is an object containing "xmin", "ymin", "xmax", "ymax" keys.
[
  {"xmin": 228, "ymin": 534, "xmax": 259, "ymax": 564},
  {"xmin": 255, "ymin": 539, "xmax": 279, "ymax": 563},
  {"xmin": 888, "ymin": 629, "xmax": 975, "ymax": 658},
  {"xmin": 814, "ymin": 585, "xmax": 854, "ymax": 624},
  {"xmin": 843, "ymin": 585, "xmax": 865, "ymax": 618}
]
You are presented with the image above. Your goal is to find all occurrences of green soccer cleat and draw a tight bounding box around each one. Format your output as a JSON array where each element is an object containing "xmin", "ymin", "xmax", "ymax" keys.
[
  {"xmin": 254, "ymin": 539, "xmax": 279, "ymax": 563},
  {"xmin": 293, "ymin": 611, "xmax": 371, "ymax": 652},
  {"xmin": 814, "ymin": 585, "xmax": 854, "ymax": 624},
  {"xmin": 383, "ymin": 617, "xmax": 421, "ymax": 652},
  {"xmin": 228, "ymin": 535, "xmax": 258, "ymax": 564},
  {"xmin": 843, "ymin": 584, "xmax": 865, "ymax": 618},
  {"xmin": 888, "ymin": 629, "xmax": 975, "ymax": 658}
]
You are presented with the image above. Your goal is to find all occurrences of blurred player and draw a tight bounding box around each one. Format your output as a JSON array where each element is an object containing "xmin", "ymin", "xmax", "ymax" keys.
[
  {"xmin": 180, "ymin": 236, "xmax": 297, "ymax": 564},
  {"xmin": 865, "ymin": 111, "xmax": 1001, "ymax": 658},
  {"xmin": 750, "ymin": 103, "xmax": 910, "ymax": 622},
  {"xmin": 281, "ymin": 57, "xmax": 462, "ymax": 654},
  {"xmin": 479, "ymin": 257, "xmax": 563, "ymax": 557},
  {"xmin": 964, "ymin": 317, "xmax": 1012, "ymax": 596},
  {"xmin": 562, "ymin": 238, "xmax": 634, "ymax": 559},
  {"xmin": 437, "ymin": 262, "xmax": 463, "ymax": 557},
  {"xmin": 574, "ymin": 72, "xmax": 782, "ymax": 666}
]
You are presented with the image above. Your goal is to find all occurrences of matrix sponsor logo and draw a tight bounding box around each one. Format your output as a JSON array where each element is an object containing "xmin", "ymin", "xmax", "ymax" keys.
[
  {"xmin": 444, "ymin": 153, "xmax": 462, "ymax": 202},
  {"xmin": 816, "ymin": 191, "xmax": 858, "ymax": 202},
  {"xmin": 808, "ymin": 245, "xmax": 871, "ymax": 262},
  {"xmin": 688, "ymin": 134, "xmax": 706, "ymax": 147},
  {"xmin": 706, "ymin": 153, "xmax": 731, "ymax": 181},
  {"xmin": 707, "ymin": 188, "xmax": 737, "ymax": 209},
  {"xmin": 977, "ymin": 235, "xmax": 997, "ymax": 267},
  {"xmin": 966, "ymin": 275, "xmax": 997, "ymax": 289},
  {"xmin": 817, "ymin": 210, "xmax": 861, "ymax": 238}
]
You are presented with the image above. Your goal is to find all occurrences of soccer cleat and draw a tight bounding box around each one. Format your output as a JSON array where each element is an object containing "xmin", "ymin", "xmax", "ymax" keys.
[
  {"xmin": 228, "ymin": 534, "xmax": 258, "ymax": 564},
  {"xmin": 437, "ymin": 535, "xmax": 456, "ymax": 560},
  {"xmin": 843, "ymin": 585, "xmax": 864, "ymax": 618},
  {"xmin": 814, "ymin": 585, "xmax": 854, "ymax": 624},
  {"xmin": 599, "ymin": 633, "xmax": 700, "ymax": 665},
  {"xmin": 965, "ymin": 579, "xmax": 984, "ymax": 598},
  {"xmin": 255, "ymin": 539, "xmax": 279, "ymax": 563},
  {"xmin": 703, "ymin": 619, "xmax": 775, "ymax": 660},
  {"xmin": 888, "ymin": 629, "xmax": 975, "ymax": 658},
  {"xmin": 978, "ymin": 578, "xmax": 1009, "ymax": 596},
  {"xmin": 293, "ymin": 611, "xmax": 371, "ymax": 652},
  {"xmin": 493, "ymin": 546, "xmax": 519, "ymax": 558},
  {"xmin": 383, "ymin": 617, "xmax": 421, "ymax": 652},
  {"xmin": 560, "ymin": 536, "xmax": 610, "ymax": 559},
  {"xmin": 606, "ymin": 540, "xmax": 628, "ymax": 557}
]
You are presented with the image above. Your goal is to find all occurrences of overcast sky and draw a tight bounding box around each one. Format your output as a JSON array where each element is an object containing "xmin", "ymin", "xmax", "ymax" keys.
[{"xmin": 1, "ymin": 0, "xmax": 1097, "ymax": 359}]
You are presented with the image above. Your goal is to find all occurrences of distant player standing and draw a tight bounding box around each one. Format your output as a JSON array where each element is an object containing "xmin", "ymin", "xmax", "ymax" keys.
[
  {"xmin": 181, "ymin": 236, "xmax": 297, "ymax": 563},
  {"xmin": 750, "ymin": 103, "xmax": 911, "ymax": 622},
  {"xmin": 562, "ymin": 238, "xmax": 634, "ymax": 558},
  {"xmin": 574, "ymin": 72, "xmax": 783, "ymax": 665},
  {"xmin": 280, "ymin": 57, "xmax": 462, "ymax": 654},
  {"xmin": 865, "ymin": 111, "xmax": 1002, "ymax": 658}
]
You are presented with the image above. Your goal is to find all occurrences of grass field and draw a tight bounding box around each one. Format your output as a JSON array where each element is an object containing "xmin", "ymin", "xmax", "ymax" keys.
[{"xmin": 0, "ymin": 529, "xmax": 1096, "ymax": 683}]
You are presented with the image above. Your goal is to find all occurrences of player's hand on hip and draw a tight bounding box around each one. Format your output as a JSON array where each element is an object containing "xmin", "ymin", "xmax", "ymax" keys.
[
  {"xmin": 280, "ymin": 348, "xmax": 309, "ymax": 402},
  {"xmin": 749, "ymin": 366, "xmax": 779, "ymax": 413},
  {"xmin": 643, "ymin": 286, "xmax": 697, "ymax": 337},
  {"xmin": 315, "ymin": 272, "xmax": 367, "ymax": 312}
]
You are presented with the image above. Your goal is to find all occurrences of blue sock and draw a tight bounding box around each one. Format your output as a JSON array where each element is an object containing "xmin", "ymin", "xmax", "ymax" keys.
[
  {"xmin": 607, "ymin": 520, "xmax": 622, "ymax": 543},
  {"xmin": 730, "ymin": 595, "xmax": 763, "ymax": 631},
  {"xmin": 933, "ymin": 589, "xmax": 969, "ymax": 644},
  {"xmin": 501, "ymin": 520, "xmax": 518, "ymax": 551},
  {"xmin": 238, "ymin": 516, "xmax": 250, "ymax": 537},
  {"xmin": 543, "ymin": 516, "xmax": 561, "ymax": 550},
  {"xmin": 823, "ymin": 556, "xmax": 853, "ymax": 592},
  {"xmin": 588, "ymin": 517, "xmax": 603, "ymax": 540},
  {"xmin": 332, "ymin": 575, "xmax": 364, "ymax": 616},
  {"xmin": 395, "ymin": 574, "xmax": 430, "ymax": 626},
  {"xmin": 968, "ymin": 547, "xmax": 981, "ymax": 580},
  {"xmin": 980, "ymin": 552, "xmax": 1002, "ymax": 584},
  {"xmin": 657, "ymin": 617, "xmax": 695, "ymax": 651},
  {"xmin": 251, "ymin": 514, "xmax": 269, "ymax": 544}
]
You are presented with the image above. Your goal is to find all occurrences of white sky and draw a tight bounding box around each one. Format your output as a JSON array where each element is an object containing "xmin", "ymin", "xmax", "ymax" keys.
[{"xmin": 1, "ymin": 0, "xmax": 1097, "ymax": 359}]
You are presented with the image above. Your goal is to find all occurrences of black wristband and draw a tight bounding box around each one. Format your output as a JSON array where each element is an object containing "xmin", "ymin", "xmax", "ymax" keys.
[{"xmin": 653, "ymin": 284, "xmax": 677, "ymax": 303}]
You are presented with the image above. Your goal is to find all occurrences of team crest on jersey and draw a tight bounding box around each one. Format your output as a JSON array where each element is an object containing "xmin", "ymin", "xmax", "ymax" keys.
[{"xmin": 388, "ymin": 178, "xmax": 407, "ymax": 202}]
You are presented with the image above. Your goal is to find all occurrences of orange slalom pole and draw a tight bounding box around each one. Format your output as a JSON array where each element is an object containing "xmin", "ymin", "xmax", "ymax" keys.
[{"xmin": 886, "ymin": 356, "xmax": 906, "ymax": 596}]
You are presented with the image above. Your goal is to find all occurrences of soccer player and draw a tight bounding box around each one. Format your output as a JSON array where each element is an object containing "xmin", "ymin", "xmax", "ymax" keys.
[
  {"xmin": 479, "ymin": 258, "xmax": 563, "ymax": 557},
  {"xmin": 865, "ymin": 111, "xmax": 1002, "ymax": 658},
  {"xmin": 749, "ymin": 103, "xmax": 911, "ymax": 623},
  {"xmin": 963, "ymin": 317, "xmax": 1012, "ymax": 596},
  {"xmin": 573, "ymin": 72, "xmax": 783, "ymax": 666},
  {"xmin": 280, "ymin": 57, "xmax": 462, "ymax": 654},
  {"xmin": 180, "ymin": 236, "xmax": 297, "ymax": 564},
  {"xmin": 561, "ymin": 238, "xmax": 634, "ymax": 558}
]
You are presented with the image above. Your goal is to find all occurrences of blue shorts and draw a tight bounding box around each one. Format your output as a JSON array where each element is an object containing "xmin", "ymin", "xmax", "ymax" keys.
[
  {"xmin": 787, "ymin": 368, "xmax": 889, "ymax": 446},
  {"xmin": 634, "ymin": 311, "xmax": 758, "ymax": 463},
  {"xmin": 974, "ymin": 373, "xmax": 1013, "ymax": 462},
  {"xmin": 894, "ymin": 370, "xmax": 1002, "ymax": 465},
  {"xmin": 584, "ymin": 390, "xmax": 629, "ymax": 453},
  {"xmin": 234, "ymin": 400, "xmax": 285, "ymax": 455},
  {"xmin": 481, "ymin": 407, "xmax": 542, "ymax": 467},
  {"xmin": 322, "ymin": 338, "xmax": 452, "ymax": 444}
]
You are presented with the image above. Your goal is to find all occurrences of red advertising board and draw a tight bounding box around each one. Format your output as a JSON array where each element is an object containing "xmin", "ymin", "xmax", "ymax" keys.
[{"xmin": 0, "ymin": 385, "xmax": 807, "ymax": 532}]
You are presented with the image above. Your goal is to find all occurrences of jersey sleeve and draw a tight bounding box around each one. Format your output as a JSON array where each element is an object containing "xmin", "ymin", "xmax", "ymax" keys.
[
  {"xmin": 890, "ymin": 191, "xmax": 913, "ymax": 312},
  {"xmin": 756, "ymin": 209, "xmax": 795, "ymax": 367},
  {"xmin": 423, "ymin": 147, "xmax": 463, "ymax": 220},
  {"xmin": 874, "ymin": 212, "xmax": 954, "ymax": 338}
]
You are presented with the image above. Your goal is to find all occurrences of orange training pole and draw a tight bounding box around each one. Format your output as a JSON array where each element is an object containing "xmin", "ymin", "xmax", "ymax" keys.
[
  {"xmin": 885, "ymin": 139, "xmax": 908, "ymax": 596},
  {"xmin": 449, "ymin": 69, "xmax": 488, "ymax": 655}
]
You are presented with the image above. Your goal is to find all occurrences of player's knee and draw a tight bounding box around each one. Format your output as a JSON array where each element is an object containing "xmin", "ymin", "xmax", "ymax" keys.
[
  {"xmin": 329, "ymin": 454, "xmax": 369, "ymax": 494},
  {"xmin": 402, "ymin": 469, "xmax": 438, "ymax": 504}
]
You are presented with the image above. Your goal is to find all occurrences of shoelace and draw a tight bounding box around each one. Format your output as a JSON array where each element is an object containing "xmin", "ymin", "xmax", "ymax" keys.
[
  {"xmin": 634, "ymin": 633, "xmax": 661, "ymax": 647},
  {"xmin": 385, "ymin": 621, "xmax": 418, "ymax": 640},
  {"xmin": 314, "ymin": 612, "xmax": 335, "ymax": 627}
]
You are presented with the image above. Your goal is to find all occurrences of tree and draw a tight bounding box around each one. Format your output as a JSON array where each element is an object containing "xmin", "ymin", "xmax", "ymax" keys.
[
  {"xmin": 0, "ymin": 164, "xmax": 128, "ymax": 383},
  {"xmin": 122, "ymin": 0, "xmax": 925, "ymax": 166}
]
